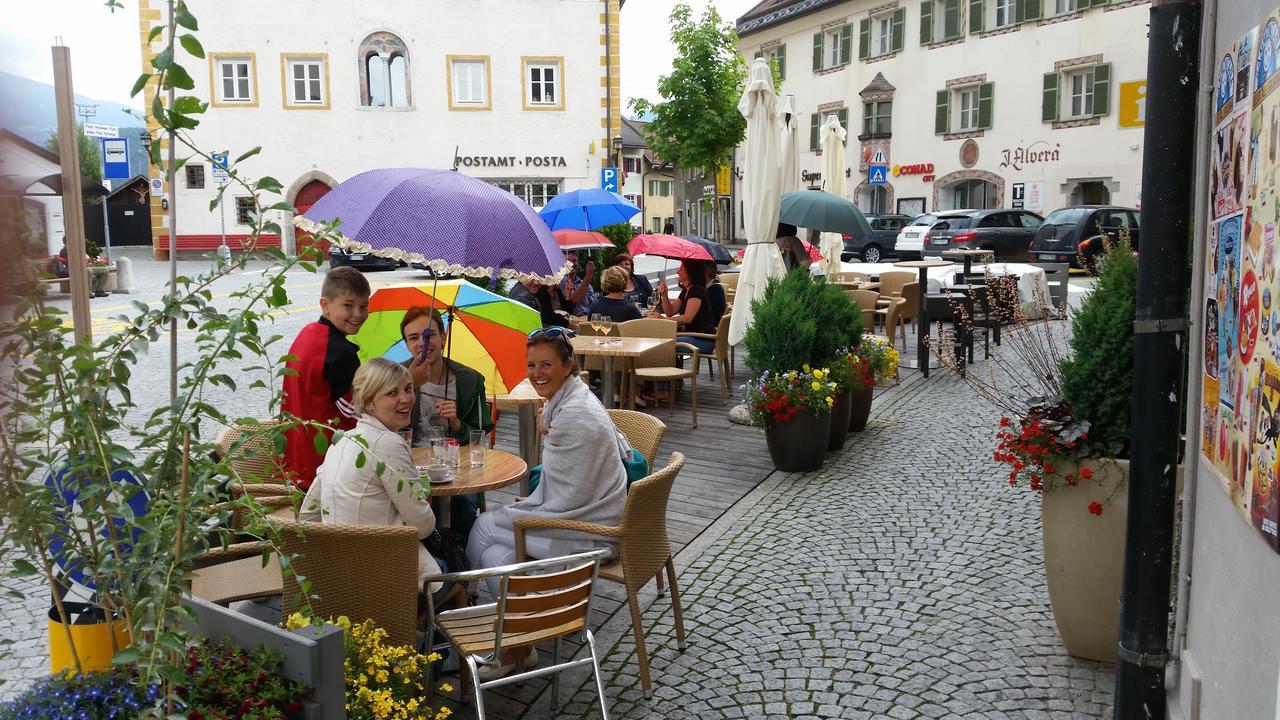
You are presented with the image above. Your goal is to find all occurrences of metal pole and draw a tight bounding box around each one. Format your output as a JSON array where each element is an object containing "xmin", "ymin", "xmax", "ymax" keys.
[
  {"xmin": 1113, "ymin": 1, "xmax": 1202, "ymax": 716},
  {"xmin": 51, "ymin": 45, "xmax": 91, "ymax": 345}
]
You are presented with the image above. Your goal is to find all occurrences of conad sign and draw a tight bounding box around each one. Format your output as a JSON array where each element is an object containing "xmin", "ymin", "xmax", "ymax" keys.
[{"xmin": 892, "ymin": 163, "xmax": 935, "ymax": 176}]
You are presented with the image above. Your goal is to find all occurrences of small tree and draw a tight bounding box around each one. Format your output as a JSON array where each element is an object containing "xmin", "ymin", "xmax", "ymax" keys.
[
  {"xmin": 46, "ymin": 124, "xmax": 104, "ymax": 186},
  {"xmin": 630, "ymin": 3, "xmax": 748, "ymax": 242},
  {"xmin": 1059, "ymin": 235, "xmax": 1137, "ymax": 454}
]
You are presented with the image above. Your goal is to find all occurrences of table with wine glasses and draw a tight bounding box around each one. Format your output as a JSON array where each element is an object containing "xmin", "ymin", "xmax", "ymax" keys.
[{"xmin": 570, "ymin": 335, "xmax": 673, "ymax": 409}]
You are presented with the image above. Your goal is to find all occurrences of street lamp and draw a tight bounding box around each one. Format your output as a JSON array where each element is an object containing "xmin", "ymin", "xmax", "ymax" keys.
[
  {"xmin": 139, "ymin": 131, "xmax": 153, "ymax": 166},
  {"xmin": 612, "ymin": 135, "xmax": 623, "ymax": 171}
]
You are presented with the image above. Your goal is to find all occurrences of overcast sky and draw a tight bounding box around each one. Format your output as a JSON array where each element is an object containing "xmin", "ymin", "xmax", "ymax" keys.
[{"xmin": 2, "ymin": 0, "xmax": 761, "ymax": 110}]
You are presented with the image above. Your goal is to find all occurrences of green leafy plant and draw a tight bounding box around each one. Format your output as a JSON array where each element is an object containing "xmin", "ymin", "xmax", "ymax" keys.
[
  {"xmin": 858, "ymin": 336, "xmax": 900, "ymax": 383},
  {"xmin": 0, "ymin": 666, "xmax": 159, "ymax": 719},
  {"xmin": 743, "ymin": 367, "xmax": 838, "ymax": 426},
  {"xmin": 809, "ymin": 277, "xmax": 863, "ymax": 364},
  {"xmin": 177, "ymin": 642, "xmax": 305, "ymax": 720},
  {"xmin": 1059, "ymin": 234, "xmax": 1137, "ymax": 455}
]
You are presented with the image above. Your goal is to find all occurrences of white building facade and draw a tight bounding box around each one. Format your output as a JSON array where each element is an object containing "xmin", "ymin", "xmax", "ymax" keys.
[
  {"xmin": 137, "ymin": 0, "xmax": 624, "ymax": 256},
  {"xmin": 735, "ymin": 0, "xmax": 1149, "ymax": 221}
]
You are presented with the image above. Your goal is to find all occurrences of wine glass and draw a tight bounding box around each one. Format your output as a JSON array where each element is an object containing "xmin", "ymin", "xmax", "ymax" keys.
[
  {"xmin": 648, "ymin": 294, "xmax": 661, "ymax": 315},
  {"xmin": 600, "ymin": 317, "xmax": 615, "ymax": 344},
  {"xmin": 590, "ymin": 314, "xmax": 606, "ymax": 344}
]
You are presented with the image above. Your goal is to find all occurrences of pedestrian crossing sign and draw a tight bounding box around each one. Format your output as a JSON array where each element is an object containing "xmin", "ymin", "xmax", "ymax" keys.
[{"xmin": 868, "ymin": 164, "xmax": 888, "ymax": 186}]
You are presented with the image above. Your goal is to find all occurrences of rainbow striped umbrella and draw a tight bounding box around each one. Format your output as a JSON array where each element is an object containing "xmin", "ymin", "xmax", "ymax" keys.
[{"xmin": 350, "ymin": 279, "xmax": 540, "ymax": 394}]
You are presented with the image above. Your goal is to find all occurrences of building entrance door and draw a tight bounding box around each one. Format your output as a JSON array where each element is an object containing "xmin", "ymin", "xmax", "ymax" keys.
[
  {"xmin": 940, "ymin": 179, "xmax": 998, "ymax": 210},
  {"xmin": 1070, "ymin": 181, "xmax": 1111, "ymax": 205},
  {"xmin": 293, "ymin": 180, "xmax": 333, "ymax": 257}
]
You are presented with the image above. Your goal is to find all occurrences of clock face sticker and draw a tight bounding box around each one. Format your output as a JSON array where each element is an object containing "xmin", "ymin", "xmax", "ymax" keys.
[
  {"xmin": 1257, "ymin": 19, "xmax": 1279, "ymax": 93},
  {"xmin": 1219, "ymin": 54, "xmax": 1235, "ymax": 115}
]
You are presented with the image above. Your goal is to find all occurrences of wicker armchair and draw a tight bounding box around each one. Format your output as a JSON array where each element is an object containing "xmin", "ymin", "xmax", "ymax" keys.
[
  {"xmin": 212, "ymin": 419, "xmax": 286, "ymax": 485},
  {"xmin": 846, "ymin": 288, "xmax": 880, "ymax": 332},
  {"xmin": 606, "ymin": 408, "xmax": 667, "ymax": 468},
  {"xmin": 618, "ymin": 317, "xmax": 702, "ymax": 427},
  {"xmin": 875, "ymin": 270, "xmax": 915, "ymax": 307},
  {"xmin": 189, "ymin": 495, "xmax": 293, "ymax": 606},
  {"xmin": 275, "ymin": 516, "xmax": 423, "ymax": 648},
  {"xmin": 514, "ymin": 452, "xmax": 688, "ymax": 695},
  {"xmin": 876, "ymin": 281, "xmax": 918, "ymax": 348},
  {"xmin": 680, "ymin": 314, "xmax": 732, "ymax": 404}
]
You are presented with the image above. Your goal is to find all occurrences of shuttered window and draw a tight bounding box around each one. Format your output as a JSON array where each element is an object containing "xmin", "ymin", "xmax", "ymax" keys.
[{"xmin": 1042, "ymin": 63, "xmax": 1111, "ymax": 122}]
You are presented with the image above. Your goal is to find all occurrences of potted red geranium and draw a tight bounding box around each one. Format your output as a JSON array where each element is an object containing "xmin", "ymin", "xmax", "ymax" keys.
[{"xmin": 744, "ymin": 367, "xmax": 837, "ymax": 472}]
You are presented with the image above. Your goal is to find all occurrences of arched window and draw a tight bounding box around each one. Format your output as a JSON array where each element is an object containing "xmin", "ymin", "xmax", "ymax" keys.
[{"xmin": 358, "ymin": 32, "xmax": 410, "ymax": 108}]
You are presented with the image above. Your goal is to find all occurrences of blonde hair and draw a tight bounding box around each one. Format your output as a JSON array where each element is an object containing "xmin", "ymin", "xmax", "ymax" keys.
[
  {"xmin": 601, "ymin": 265, "xmax": 629, "ymax": 294},
  {"xmin": 352, "ymin": 357, "xmax": 412, "ymax": 413}
]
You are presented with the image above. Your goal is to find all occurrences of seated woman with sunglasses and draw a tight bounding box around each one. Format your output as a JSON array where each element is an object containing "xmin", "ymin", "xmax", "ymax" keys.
[
  {"xmin": 400, "ymin": 306, "xmax": 493, "ymax": 540},
  {"xmin": 465, "ymin": 327, "xmax": 628, "ymax": 679},
  {"xmin": 300, "ymin": 358, "xmax": 451, "ymax": 605}
]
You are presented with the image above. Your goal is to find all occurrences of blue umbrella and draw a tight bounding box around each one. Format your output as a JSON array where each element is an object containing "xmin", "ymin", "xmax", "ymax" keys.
[{"xmin": 538, "ymin": 188, "xmax": 641, "ymax": 231}]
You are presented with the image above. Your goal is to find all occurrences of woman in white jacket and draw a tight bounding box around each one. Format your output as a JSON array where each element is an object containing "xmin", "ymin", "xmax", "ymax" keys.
[
  {"xmin": 301, "ymin": 358, "xmax": 445, "ymax": 600},
  {"xmin": 465, "ymin": 327, "xmax": 629, "ymax": 678}
]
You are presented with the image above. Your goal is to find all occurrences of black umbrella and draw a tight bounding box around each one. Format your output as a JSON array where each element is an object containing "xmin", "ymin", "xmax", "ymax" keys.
[{"xmin": 679, "ymin": 235, "xmax": 734, "ymax": 265}]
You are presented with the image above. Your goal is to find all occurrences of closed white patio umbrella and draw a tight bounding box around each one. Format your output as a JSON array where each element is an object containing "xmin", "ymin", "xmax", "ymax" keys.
[
  {"xmin": 779, "ymin": 95, "xmax": 800, "ymax": 196},
  {"xmin": 819, "ymin": 114, "xmax": 847, "ymax": 276},
  {"xmin": 728, "ymin": 58, "xmax": 787, "ymax": 346}
]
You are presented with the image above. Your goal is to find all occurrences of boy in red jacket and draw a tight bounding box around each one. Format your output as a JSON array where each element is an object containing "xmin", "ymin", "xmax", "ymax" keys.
[{"xmin": 280, "ymin": 266, "xmax": 370, "ymax": 489}]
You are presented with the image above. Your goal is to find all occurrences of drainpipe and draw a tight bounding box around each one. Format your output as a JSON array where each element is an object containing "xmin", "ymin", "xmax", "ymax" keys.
[
  {"xmin": 1113, "ymin": 1, "xmax": 1202, "ymax": 717},
  {"xmin": 604, "ymin": 0, "xmax": 613, "ymax": 169},
  {"xmin": 1170, "ymin": 0, "xmax": 1217, "ymax": 676}
]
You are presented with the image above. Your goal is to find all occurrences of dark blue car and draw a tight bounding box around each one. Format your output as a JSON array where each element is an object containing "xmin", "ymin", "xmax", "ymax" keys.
[{"xmin": 841, "ymin": 214, "xmax": 914, "ymax": 263}]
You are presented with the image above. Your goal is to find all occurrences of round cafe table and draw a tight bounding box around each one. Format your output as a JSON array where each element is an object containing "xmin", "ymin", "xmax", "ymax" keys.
[
  {"xmin": 894, "ymin": 259, "xmax": 954, "ymax": 379},
  {"xmin": 410, "ymin": 447, "xmax": 527, "ymax": 526},
  {"xmin": 939, "ymin": 248, "xmax": 994, "ymax": 277}
]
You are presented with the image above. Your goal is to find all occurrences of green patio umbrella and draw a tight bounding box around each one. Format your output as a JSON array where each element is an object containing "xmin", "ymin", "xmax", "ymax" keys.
[{"xmin": 779, "ymin": 189, "xmax": 873, "ymax": 237}]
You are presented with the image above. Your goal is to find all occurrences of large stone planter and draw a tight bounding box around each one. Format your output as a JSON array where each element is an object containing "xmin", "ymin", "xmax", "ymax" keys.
[
  {"xmin": 1041, "ymin": 458, "xmax": 1128, "ymax": 662},
  {"xmin": 848, "ymin": 384, "xmax": 874, "ymax": 432},
  {"xmin": 764, "ymin": 406, "xmax": 830, "ymax": 472},
  {"xmin": 827, "ymin": 390, "xmax": 854, "ymax": 451}
]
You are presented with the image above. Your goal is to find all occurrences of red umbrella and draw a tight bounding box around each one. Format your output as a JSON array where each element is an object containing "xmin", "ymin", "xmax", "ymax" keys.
[
  {"xmin": 800, "ymin": 238, "xmax": 822, "ymax": 263},
  {"xmin": 552, "ymin": 229, "xmax": 614, "ymax": 251},
  {"xmin": 627, "ymin": 234, "xmax": 714, "ymax": 262}
]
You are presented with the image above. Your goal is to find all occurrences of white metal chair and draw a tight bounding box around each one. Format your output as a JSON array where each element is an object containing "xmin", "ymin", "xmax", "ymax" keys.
[{"xmin": 423, "ymin": 549, "xmax": 613, "ymax": 719}]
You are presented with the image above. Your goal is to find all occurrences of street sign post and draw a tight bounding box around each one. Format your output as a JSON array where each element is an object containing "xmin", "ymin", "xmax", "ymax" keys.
[
  {"xmin": 868, "ymin": 164, "xmax": 888, "ymax": 186},
  {"xmin": 600, "ymin": 167, "xmax": 619, "ymax": 193},
  {"xmin": 1011, "ymin": 182, "xmax": 1026, "ymax": 209},
  {"xmin": 83, "ymin": 122, "xmax": 119, "ymax": 139},
  {"xmin": 98, "ymin": 137, "xmax": 130, "ymax": 266},
  {"xmin": 211, "ymin": 152, "xmax": 231, "ymax": 261}
]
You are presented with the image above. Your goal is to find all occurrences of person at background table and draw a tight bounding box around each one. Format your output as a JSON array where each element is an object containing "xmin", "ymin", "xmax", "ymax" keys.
[
  {"xmin": 466, "ymin": 329, "xmax": 627, "ymax": 678},
  {"xmin": 610, "ymin": 252, "xmax": 652, "ymax": 308},
  {"xmin": 663, "ymin": 220, "xmax": 675, "ymax": 235},
  {"xmin": 703, "ymin": 260, "xmax": 727, "ymax": 319},
  {"xmin": 280, "ymin": 266, "xmax": 369, "ymax": 490},
  {"xmin": 300, "ymin": 358, "xmax": 451, "ymax": 606},
  {"xmin": 776, "ymin": 222, "xmax": 809, "ymax": 273},
  {"xmin": 508, "ymin": 277, "xmax": 570, "ymax": 328},
  {"xmin": 558, "ymin": 249, "xmax": 598, "ymax": 317},
  {"xmin": 655, "ymin": 260, "xmax": 717, "ymax": 364},
  {"xmin": 588, "ymin": 266, "xmax": 644, "ymax": 323},
  {"xmin": 401, "ymin": 306, "xmax": 493, "ymax": 540}
]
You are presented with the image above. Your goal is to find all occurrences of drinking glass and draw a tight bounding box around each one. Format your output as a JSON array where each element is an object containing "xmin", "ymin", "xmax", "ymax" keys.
[
  {"xmin": 648, "ymin": 295, "xmax": 661, "ymax": 314},
  {"xmin": 428, "ymin": 437, "xmax": 446, "ymax": 463},
  {"xmin": 591, "ymin": 314, "xmax": 606, "ymax": 344},
  {"xmin": 469, "ymin": 430, "xmax": 486, "ymax": 467},
  {"xmin": 445, "ymin": 439, "xmax": 460, "ymax": 469}
]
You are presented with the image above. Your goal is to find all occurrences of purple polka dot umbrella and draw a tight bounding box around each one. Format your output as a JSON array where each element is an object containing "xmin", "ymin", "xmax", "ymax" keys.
[{"xmin": 295, "ymin": 167, "xmax": 569, "ymax": 283}]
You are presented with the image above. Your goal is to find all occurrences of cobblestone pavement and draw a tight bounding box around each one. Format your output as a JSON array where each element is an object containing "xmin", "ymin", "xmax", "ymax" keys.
[
  {"xmin": 538, "ymin": 370, "xmax": 1114, "ymax": 720},
  {"xmin": 0, "ymin": 554, "xmax": 47, "ymax": 701}
]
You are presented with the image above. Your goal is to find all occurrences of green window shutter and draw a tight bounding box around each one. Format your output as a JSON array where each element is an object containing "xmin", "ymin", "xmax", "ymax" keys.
[
  {"xmin": 863, "ymin": 102, "xmax": 874, "ymax": 135},
  {"xmin": 892, "ymin": 8, "xmax": 906, "ymax": 52},
  {"xmin": 977, "ymin": 81, "xmax": 994, "ymax": 129},
  {"xmin": 838, "ymin": 107, "xmax": 849, "ymax": 145},
  {"xmin": 935, "ymin": 89, "xmax": 950, "ymax": 134},
  {"xmin": 1021, "ymin": 0, "xmax": 1042, "ymax": 21},
  {"xmin": 778, "ymin": 44, "xmax": 786, "ymax": 79},
  {"xmin": 859, "ymin": 18, "xmax": 871, "ymax": 59},
  {"xmin": 812, "ymin": 32, "xmax": 823, "ymax": 71},
  {"xmin": 1092, "ymin": 62, "xmax": 1111, "ymax": 115},
  {"xmin": 1042, "ymin": 72, "xmax": 1059, "ymax": 122},
  {"xmin": 810, "ymin": 113, "xmax": 821, "ymax": 150},
  {"xmin": 839, "ymin": 25, "xmax": 853, "ymax": 64},
  {"xmin": 944, "ymin": 0, "xmax": 962, "ymax": 39},
  {"xmin": 921, "ymin": 1, "xmax": 935, "ymax": 44},
  {"xmin": 970, "ymin": 0, "xmax": 985, "ymax": 33},
  {"xmin": 1090, "ymin": 0, "xmax": 1108, "ymax": 6}
]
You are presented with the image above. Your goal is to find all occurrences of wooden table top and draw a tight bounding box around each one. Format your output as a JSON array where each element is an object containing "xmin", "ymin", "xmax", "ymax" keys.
[
  {"xmin": 570, "ymin": 335, "xmax": 673, "ymax": 358},
  {"xmin": 409, "ymin": 448, "xmax": 527, "ymax": 496},
  {"xmin": 494, "ymin": 378, "xmax": 544, "ymax": 410},
  {"xmin": 894, "ymin": 259, "xmax": 955, "ymax": 269}
]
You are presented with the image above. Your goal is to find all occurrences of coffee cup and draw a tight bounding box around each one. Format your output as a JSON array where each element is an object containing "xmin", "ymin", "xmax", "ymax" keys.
[{"xmin": 425, "ymin": 463, "xmax": 451, "ymax": 483}]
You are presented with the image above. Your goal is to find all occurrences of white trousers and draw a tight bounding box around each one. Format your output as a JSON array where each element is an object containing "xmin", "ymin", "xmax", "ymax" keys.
[{"xmin": 466, "ymin": 507, "xmax": 610, "ymax": 599}]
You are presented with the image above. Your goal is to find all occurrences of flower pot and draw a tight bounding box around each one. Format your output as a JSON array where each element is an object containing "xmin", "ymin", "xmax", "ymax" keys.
[
  {"xmin": 765, "ymin": 406, "xmax": 830, "ymax": 472},
  {"xmin": 48, "ymin": 602, "xmax": 131, "ymax": 673},
  {"xmin": 848, "ymin": 384, "xmax": 874, "ymax": 432},
  {"xmin": 1041, "ymin": 458, "xmax": 1128, "ymax": 662},
  {"xmin": 827, "ymin": 390, "xmax": 854, "ymax": 451}
]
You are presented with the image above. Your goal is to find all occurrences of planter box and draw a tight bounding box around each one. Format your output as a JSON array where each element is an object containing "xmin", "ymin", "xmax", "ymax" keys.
[{"xmin": 183, "ymin": 596, "xmax": 345, "ymax": 719}]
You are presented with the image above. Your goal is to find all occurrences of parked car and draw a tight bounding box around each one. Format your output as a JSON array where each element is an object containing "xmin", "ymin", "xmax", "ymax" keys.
[
  {"xmin": 841, "ymin": 214, "xmax": 915, "ymax": 263},
  {"xmin": 328, "ymin": 244, "xmax": 401, "ymax": 271},
  {"xmin": 895, "ymin": 211, "xmax": 974, "ymax": 260},
  {"xmin": 1029, "ymin": 206, "xmax": 1140, "ymax": 269},
  {"xmin": 921, "ymin": 209, "xmax": 1044, "ymax": 261}
]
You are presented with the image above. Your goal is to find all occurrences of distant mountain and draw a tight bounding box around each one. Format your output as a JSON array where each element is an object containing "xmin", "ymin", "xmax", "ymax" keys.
[{"xmin": 0, "ymin": 71, "xmax": 148, "ymax": 186}]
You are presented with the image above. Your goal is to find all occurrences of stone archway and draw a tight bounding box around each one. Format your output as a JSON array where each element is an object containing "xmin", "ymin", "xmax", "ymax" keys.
[
  {"xmin": 852, "ymin": 179, "xmax": 894, "ymax": 214},
  {"xmin": 286, "ymin": 171, "xmax": 338, "ymax": 257},
  {"xmin": 932, "ymin": 169, "xmax": 1005, "ymax": 211}
]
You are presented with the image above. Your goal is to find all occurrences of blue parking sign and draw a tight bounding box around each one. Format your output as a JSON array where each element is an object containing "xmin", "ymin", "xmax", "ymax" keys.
[
  {"xmin": 601, "ymin": 167, "xmax": 619, "ymax": 193},
  {"xmin": 868, "ymin": 164, "xmax": 888, "ymax": 186}
]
